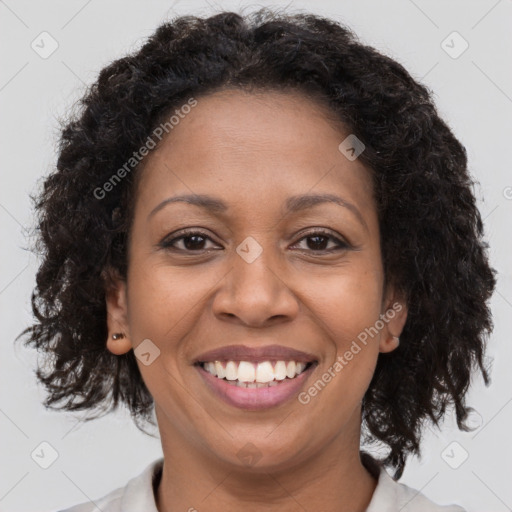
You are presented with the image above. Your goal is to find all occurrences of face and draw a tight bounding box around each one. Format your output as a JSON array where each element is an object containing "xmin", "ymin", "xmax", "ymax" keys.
[{"xmin": 106, "ymin": 89, "xmax": 407, "ymax": 472}]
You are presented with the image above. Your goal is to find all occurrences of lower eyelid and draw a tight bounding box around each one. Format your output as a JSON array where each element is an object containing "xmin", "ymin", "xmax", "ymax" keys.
[
  {"xmin": 162, "ymin": 234, "xmax": 219, "ymax": 250},
  {"xmin": 292, "ymin": 235, "xmax": 349, "ymax": 251},
  {"xmin": 162, "ymin": 233, "xmax": 349, "ymax": 253}
]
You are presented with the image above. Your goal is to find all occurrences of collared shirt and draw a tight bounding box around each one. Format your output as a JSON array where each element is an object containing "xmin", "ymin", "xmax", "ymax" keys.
[{"xmin": 58, "ymin": 454, "xmax": 467, "ymax": 512}]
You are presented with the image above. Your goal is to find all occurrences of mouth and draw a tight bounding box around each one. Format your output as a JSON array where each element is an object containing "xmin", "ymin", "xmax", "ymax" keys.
[
  {"xmin": 194, "ymin": 351, "xmax": 318, "ymax": 410},
  {"xmin": 196, "ymin": 359, "xmax": 316, "ymax": 387}
]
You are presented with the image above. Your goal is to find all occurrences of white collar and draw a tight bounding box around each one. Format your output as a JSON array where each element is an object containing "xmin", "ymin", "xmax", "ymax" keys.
[
  {"xmin": 362, "ymin": 452, "xmax": 466, "ymax": 511},
  {"xmin": 65, "ymin": 454, "xmax": 465, "ymax": 511}
]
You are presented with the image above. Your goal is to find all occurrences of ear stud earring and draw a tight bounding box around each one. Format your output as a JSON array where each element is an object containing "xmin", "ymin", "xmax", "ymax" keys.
[
  {"xmin": 392, "ymin": 336, "xmax": 400, "ymax": 346},
  {"xmin": 112, "ymin": 333, "xmax": 125, "ymax": 340}
]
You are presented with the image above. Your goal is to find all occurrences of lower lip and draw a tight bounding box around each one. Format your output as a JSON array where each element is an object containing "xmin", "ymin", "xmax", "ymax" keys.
[{"xmin": 196, "ymin": 363, "xmax": 317, "ymax": 410}]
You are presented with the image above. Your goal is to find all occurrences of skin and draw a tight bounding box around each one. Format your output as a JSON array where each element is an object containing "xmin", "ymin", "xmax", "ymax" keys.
[{"xmin": 105, "ymin": 89, "xmax": 408, "ymax": 512}]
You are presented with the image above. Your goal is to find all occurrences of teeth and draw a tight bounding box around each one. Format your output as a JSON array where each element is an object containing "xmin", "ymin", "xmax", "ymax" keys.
[
  {"xmin": 237, "ymin": 361, "xmax": 256, "ymax": 382},
  {"xmin": 255, "ymin": 361, "xmax": 274, "ymax": 383},
  {"xmin": 214, "ymin": 361, "xmax": 226, "ymax": 379},
  {"xmin": 225, "ymin": 361, "xmax": 238, "ymax": 381},
  {"xmin": 286, "ymin": 361, "xmax": 296, "ymax": 379},
  {"xmin": 202, "ymin": 360, "xmax": 311, "ymax": 383},
  {"xmin": 274, "ymin": 361, "xmax": 288, "ymax": 380},
  {"xmin": 234, "ymin": 380, "xmax": 277, "ymax": 388}
]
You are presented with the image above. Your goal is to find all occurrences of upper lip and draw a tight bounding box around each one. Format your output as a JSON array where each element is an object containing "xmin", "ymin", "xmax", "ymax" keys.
[{"xmin": 194, "ymin": 344, "xmax": 318, "ymax": 364}]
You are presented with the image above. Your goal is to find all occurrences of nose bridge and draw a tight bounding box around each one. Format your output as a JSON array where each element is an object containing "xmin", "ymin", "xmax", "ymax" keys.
[
  {"xmin": 235, "ymin": 236, "xmax": 278, "ymax": 287},
  {"xmin": 233, "ymin": 233, "xmax": 282, "ymax": 297},
  {"xmin": 213, "ymin": 234, "xmax": 298, "ymax": 325}
]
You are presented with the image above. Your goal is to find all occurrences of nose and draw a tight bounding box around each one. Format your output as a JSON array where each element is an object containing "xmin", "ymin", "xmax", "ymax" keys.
[{"xmin": 212, "ymin": 244, "xmax": 299, "ymax": 327}]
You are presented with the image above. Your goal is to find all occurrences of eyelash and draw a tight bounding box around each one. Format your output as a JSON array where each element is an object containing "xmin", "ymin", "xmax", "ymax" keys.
[{"xmin": 159, "ymin": 228, "xmax": 351, "ymax": 254}]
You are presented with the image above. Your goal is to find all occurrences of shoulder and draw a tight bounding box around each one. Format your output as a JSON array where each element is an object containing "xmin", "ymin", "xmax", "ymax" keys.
[
  {"xmin": 56, "ymin": 488, "xmax": 123, "ymax": 512},
  {"xmin": 362, "ymin": 453, "xmax": 467, "ymax": 512},
  {"xmin": 56, "ymin": 457, "xmax": 164, "ymax": 512},
  {"xmin": 391, "ymin": 473, "xmax": 467, "ymax": 512}
]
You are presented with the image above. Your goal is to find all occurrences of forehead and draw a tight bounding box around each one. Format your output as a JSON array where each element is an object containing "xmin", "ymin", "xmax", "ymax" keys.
[
  {"xmin": 162, "ymin": 88, "xmax": 346, "ymax": 157},
  {"xmin": 134, "ymin": 89, "xmax": 375, "ymax": 220}
]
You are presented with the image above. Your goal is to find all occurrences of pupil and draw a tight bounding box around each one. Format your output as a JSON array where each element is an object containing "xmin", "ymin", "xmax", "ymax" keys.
[
  {"xmin": 308, "ymin": 235, "xmax": 327, "ymax": 250},
  {"xmin": 184, "ymin": 235, "xmax": 205, "ymax": 250}
]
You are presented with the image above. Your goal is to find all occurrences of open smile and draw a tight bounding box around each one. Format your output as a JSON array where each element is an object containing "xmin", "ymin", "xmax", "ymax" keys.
[{"xmin": 195, "ymin": 359, "xmax": 318, "ymax": 410}]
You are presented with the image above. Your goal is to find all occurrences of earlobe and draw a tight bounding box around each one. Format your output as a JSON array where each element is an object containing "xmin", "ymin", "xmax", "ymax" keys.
[
  {"xmin": 103, "ymin": 267, "xmax": 132, "ymax": 355},
  {"xmin": 379, "ymin": 290, "xmax": 408, "ymax": 354},
  {"xmin": 380, "ymin": 335, "xmax": 400, "ymax": 354},
  {"xmin": 106, "ymin": 332, "xmax": 132, "ymax": 355}
]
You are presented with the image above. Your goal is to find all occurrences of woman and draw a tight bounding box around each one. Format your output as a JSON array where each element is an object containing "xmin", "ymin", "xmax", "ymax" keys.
[{"xmin": 20, "ymin": 9, "xmax": 495, "ymax": 512}]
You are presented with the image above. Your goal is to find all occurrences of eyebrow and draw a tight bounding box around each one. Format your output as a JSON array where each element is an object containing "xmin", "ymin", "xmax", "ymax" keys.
[
  {"xmin": 148, "ymin": 194, "xmax": 228, "ymax": 219},
  {"xmin": 148, "ymin": 193, "xmax": 368, "ymax": 230},
  {"xmin": 285, "ymin": 193, "xmax": 368, "ymax": 230}
]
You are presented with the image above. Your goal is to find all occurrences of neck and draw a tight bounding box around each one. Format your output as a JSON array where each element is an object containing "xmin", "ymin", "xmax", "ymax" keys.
[{"xmin": 154, "ymin": 409, "xmax": 378, "ymax": 512}]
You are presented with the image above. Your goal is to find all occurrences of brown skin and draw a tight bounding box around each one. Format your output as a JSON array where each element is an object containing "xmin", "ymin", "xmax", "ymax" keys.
[{"xmin": 105, "ymin": 89, "xmax": 408, "ymax": 512}]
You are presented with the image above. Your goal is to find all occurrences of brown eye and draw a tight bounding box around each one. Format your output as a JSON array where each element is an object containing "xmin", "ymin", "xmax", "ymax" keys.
[
  {"xmin": 292, "ymin": 230, "xmax": 350, "ymax": 252},
  {"xmin": 160, "ymin": 230, "xmax": 221, "ymax": 252}
]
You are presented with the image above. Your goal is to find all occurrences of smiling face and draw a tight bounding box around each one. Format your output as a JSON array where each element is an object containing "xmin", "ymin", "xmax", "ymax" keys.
[{"xmin": 105, "ymin": 89, "xmax": 407, "ymax": 476}]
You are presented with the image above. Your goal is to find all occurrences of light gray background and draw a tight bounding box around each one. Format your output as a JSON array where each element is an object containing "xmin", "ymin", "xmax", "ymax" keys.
[{"xmin": 1, "ymin": 1, "xmax": 511, "ymax": 511}]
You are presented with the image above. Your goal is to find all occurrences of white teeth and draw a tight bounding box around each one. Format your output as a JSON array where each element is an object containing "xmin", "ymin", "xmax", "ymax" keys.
[
  {"xmin": 225, "ymin": 361, "xmax": 238, "ymax": 381},
  {"xmin": 214, "ymin": 361, "xmax": 226, "ymax": 379},
  {"xmin": 274, "ymin": 361, "xmax": 288, "ymax": 380},
  {"xmin": 286, "ymin": 361, "xmax": 296, "ymax": 379},
  {"xmin": 255, "ymin": 361, "xmax": 274, "ymax": 383},
  {"xmin": 233, "ymin": 380, "xmax": 276, "ymax": 388},
  {"xmin": 237, "ymin": 361, "xmax": 256, "ymax": 382},
  {"xmin": 202, "ymin": 359, "xmax": 311, "ymax": 383}
]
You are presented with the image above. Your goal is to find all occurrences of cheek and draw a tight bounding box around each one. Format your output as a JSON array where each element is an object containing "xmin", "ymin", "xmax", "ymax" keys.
[
  {"xmin": 302, "ymin": 262, "xmax": 383, "ymax": 402},
  {"xmin": 124, "ymin": 262, "xmax": 205, "ymax": 421},
  {"xmin": 305, "ymin": 261, "xmax": 384, "ymax": 344},
  {"xmin": 126, "ymin": 260, "xmax": 207, "ymax": 341}
]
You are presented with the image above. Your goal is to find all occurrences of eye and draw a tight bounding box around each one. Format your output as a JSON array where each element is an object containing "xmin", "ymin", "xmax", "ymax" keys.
[
  {"xmin": 159, "ymin": 228, "xmax": 351, "ymax": 254},
  {"xmin": 291, "ymin": 229, "xmax": 351, "ymax": 252},
  {"xmin": 159, "ymin": 229, "xmax": 221, "ymax": 252}
]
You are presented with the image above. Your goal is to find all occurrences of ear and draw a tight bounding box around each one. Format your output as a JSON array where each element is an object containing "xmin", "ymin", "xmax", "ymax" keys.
[
  {"xmin": 378, "ymin": 285, "xmax": 408, "ymax": 354},
  {"xmin": 102, "ymin": 267, "xmax": 132, "ymax": 355}
]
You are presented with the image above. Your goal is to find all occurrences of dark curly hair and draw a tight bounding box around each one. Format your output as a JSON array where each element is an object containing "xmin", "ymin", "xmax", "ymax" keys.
[{"xmin": 18, "ymin": 9, "xmax": 496, "ymax": 480}]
